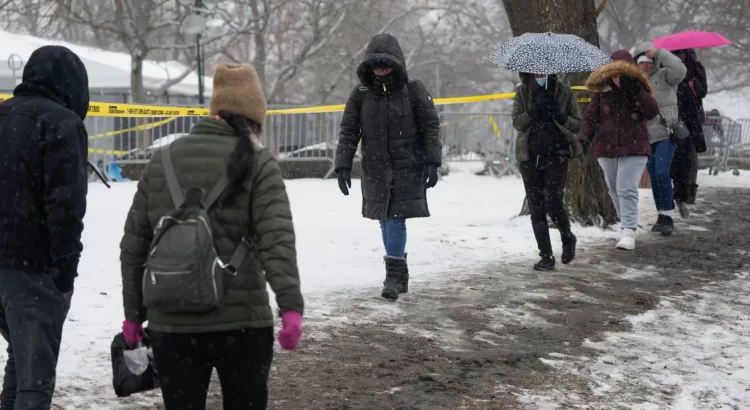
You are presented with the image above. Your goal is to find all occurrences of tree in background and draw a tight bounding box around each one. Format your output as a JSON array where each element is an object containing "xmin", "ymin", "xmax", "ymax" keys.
[{"xmin": 501, "ymin": 0, "xmax": 619, "ymax": 227}]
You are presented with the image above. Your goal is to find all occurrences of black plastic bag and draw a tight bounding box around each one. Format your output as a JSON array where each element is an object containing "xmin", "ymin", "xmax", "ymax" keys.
[{"xmin": 111, "ymin": 332, "xmax": 160, "ymax": 397}]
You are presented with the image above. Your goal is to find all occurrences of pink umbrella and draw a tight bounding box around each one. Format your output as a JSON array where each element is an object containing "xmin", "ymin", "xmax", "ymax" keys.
[{"xmin": 653, "ymin": 30, "xmax": 733, "ymax": 51}]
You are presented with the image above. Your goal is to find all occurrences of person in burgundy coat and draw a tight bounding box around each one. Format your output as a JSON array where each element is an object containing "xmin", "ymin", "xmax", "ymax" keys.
[{"xmin": 579, "ymin": 50, "xmax": 659, "ymax": 250}]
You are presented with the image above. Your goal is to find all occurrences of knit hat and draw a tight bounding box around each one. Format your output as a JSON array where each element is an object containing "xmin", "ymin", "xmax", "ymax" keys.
[
  {"xmin": 611, "ymin": 50, "xmax": 634, "ymax": 63},
  {"xmin": 636, "ymin": 55, "xmax": 653, "ymax": 65},
  {"xmin": 210, "ymin": 63, "xmax": 266, "ymax": 125}
]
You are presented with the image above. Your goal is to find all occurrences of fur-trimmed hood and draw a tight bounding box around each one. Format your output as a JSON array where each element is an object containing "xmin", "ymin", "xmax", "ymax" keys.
[{"xmin": 585, "ymin": 60, "xmax": 654, "ymax": 95}]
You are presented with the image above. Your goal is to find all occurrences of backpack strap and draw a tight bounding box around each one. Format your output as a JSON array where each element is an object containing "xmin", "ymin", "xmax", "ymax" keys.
[
  {"xmin": 221, "ymin": 237, "xmax": 256, "ymax": 275},
  {"xmin": 406, "ymin": 79, "xmax": 419, "ymax": 114},
  {"xmin": 161, "ymin": 144, "xmax": 185, "ymax": 209},
  {"xmin": 201, "ymin": 170, "xmax": 231, "ymax": 210}
]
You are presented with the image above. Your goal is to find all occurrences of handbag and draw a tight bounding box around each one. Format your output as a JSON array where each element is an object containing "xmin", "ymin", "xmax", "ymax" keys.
[{"xmin": 658, "ymin": 114, "xmax": 690, "ymax": 141}]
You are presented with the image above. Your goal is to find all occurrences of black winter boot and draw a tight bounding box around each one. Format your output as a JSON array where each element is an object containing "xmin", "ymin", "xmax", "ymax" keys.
[
  {"xmin": 661, "ymin": 215, "xmax": 674, "ymax": 236},
  {"xmin": 651, "ymin": 215, "xmax": 674, "ymax": 236},
  {"xmin": 382, "ymin": 256, "xmax": 407, "ymax": 301},
  {"xmin": 561, "ymin": 233, "xmax": 577, "ymax": 265},
  {"xmin": 398, "ymin": 253, "xmax": 409, "ymax": 294},
  {"xmin": 533, "ymin": 255, "xmax": 555, "ymax": 271}
]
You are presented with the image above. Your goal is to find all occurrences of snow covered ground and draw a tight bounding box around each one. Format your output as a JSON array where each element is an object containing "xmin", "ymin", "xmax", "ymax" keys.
[{"xmin": 1, "ymin": 161, "xmax": 749, "ymax": 409}]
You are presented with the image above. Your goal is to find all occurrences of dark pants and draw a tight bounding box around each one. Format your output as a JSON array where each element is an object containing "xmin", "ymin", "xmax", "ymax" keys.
[
  {"xmin": 672, "ymin": 140, "xmax": 698, "ymax": 203},
  {"xmin": 520, "ymin": 155, "xmax": 572, "ymax": 257},
  {"xmin": 0, "ymin": 268, "xmax": 70, "ymax": 410},
  {"xmin": 149, "ymin": 327, "xmax": 274, "ymax": 410},
  {"xmin": 647, "ymin": 140, "xmax": 677, "ymax": 211}
]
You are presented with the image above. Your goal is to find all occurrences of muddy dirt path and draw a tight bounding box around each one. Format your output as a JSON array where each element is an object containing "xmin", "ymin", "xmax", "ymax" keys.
[{"xmin": 257, "ymin": 188, "xmax": 750, "ymax": 410}]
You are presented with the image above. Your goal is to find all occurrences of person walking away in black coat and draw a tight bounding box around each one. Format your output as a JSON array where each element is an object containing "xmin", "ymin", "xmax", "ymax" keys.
[
  {"xmin": 512, "ymin": 73, "xmax": 583, "ymax": 271},
  {"xmin": 335, "ymin": 33, "xmax": 441, "ymax": 301},
  {"xmin": 674, "ymin": 49, "xmax": 708, "ymax": 204},
  {"xmin": 671, "ymin": 81, "xmax": 706, "ymax": 219},
  {"xmin": 0, "ymin": 46, "xmax": 89, "ymax": 410}
]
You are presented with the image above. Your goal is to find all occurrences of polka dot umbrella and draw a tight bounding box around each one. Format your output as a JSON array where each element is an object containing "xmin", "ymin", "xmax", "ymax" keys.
[{"xmin": 489, "ymin": 32, "xmax": 611, "ymax": 74}]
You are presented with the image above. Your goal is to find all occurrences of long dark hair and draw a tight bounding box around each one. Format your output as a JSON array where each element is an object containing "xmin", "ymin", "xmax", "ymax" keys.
[{"xmin": 217, "ymin": 111, "xmax": 262, "ymax": 193}]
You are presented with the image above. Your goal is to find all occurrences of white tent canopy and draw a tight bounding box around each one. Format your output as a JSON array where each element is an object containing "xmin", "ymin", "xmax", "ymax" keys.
[{"xmin": 0, "ymin": 29, "xmax": 212, "ymax": 97}]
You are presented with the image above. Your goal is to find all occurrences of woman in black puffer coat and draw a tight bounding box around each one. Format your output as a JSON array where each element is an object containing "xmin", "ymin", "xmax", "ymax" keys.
[{"xmin": 335, "ymin": 33, "xmax": 441, "ymax": 301}]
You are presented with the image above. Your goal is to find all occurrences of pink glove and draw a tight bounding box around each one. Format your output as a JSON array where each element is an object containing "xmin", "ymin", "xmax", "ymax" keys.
[
  {"xmin": 122, "ymin": 320, "xmax": 144, "ymax": 349},
  {"xmin": 278, "ymin": 311, "xmax": 302, "ymax": 350}
]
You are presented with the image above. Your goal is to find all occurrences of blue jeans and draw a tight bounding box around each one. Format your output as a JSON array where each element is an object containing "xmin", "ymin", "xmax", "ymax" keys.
[
  {"xmin": 647, "ymin": 140, "xmax": 677, "ymax": 211},
  {"xmin": 379, "ymin": 219, "xmax": 407, "ymax": 258}
]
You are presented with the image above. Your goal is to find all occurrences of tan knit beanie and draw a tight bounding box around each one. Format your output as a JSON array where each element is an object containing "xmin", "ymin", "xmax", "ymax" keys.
[{"xmin": 209, "ymin": 63, "xmax": 267, "ymax": 125}]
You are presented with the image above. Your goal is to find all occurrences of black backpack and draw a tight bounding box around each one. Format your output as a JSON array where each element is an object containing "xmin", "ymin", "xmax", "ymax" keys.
[{"xmin": 141, "ymin": 144, "xmax": 255, "ymax": 314}]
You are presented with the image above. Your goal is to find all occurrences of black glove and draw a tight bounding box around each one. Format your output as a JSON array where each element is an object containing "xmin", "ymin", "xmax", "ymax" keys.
[
  {"xmin": 337, "ymin": 168, "xmax": 351, "ymax": 196},
  {"xmin": 554, "ymin": 111, "xmax": 567, "ymax": 124},
  {"xmin": 619, "ymin": 76, "xmax": 641, "ymax": 97},
  {"xmin": 425, "ymin": 164, "xmax": 439, "ymax": 189}
]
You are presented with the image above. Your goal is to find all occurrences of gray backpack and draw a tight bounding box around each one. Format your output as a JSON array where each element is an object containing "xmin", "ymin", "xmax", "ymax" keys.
[{"xmin": 142, "ymin": 144, "xmax": 255, "ymax": 314}]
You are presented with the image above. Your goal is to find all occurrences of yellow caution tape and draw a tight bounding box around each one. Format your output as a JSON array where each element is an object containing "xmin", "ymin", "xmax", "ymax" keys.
[
  {"xmin": 89, "ymin": 117, "xmax": 177, "ymax": 140},
  {"xmin": 487, "ymin": 115, "xmax": 502, "ymax": 138},
  {"xmin": 89, "ymin": 148, "xmax": 129, "ymax": 155},
  {"xmin": 1, "ymin": 85, "xmax": 593, "ymax": 118}
]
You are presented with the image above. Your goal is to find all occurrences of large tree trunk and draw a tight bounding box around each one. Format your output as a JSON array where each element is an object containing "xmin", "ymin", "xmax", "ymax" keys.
[{"xmin": 503, "ymin": 0, "xmax": 618, "ymax": 227}]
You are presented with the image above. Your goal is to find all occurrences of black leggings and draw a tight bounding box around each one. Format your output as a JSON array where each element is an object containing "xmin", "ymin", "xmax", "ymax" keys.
[
  {"xmin": 520, "ymin": 155, "xmax": 572, "ymax": 256},
  {"xmin": 149, "ymin": 327, "xmax": 274, "ymax": 410},
  {"xmin": 671, "ymin": 140, "xmax": 698, "ymax": 203}
]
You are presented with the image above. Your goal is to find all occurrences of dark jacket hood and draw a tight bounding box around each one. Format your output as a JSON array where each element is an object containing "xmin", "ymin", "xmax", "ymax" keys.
[
  {"xmin": 357, "ymin": 34, "xmax": 409, "ymax": 87},
  {"xmin": 14, "ymin": 46, "xmax": 90, "ymax": 120}
]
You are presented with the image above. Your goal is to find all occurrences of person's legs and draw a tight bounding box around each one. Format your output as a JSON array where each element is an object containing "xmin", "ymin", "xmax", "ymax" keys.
[
  {"xmin": 0, "ymin": 268, "xmax": 67, "ymax": 410},
  {"xmin": 0, "ymin": 303, "xmax": 16, "ymax": 410},
  {"xmin": 648, "ymin": 140, "xmax": 677, "ymax": 212},
  {"xmin": 688, "ymin": 142, "xmax": 699, "ymax": 204},
  {"xmin": 149, "ymin": 330, "xmax": 214, "ymax": 410},
  {"xmin": 671, "ymin": 143, "xmax": 690, "ymax": 203},
  {"xmin": 379, "ymin": 220, "xmax": 388, "ymax": 253},
  {"xmin": 520, "ymin": 161, "xmax": 553, "ymax": 258},
  {"xmin": 543, "ymin": 156, "xmax": 576, "ymax": 264},
  {"xmin": 214, "ymin": 328, "xmax": 274, "ymax": 410},
  {"xmin": 383, "ymin": 219, "xmax": 407, "ymax": 258},
  {"xmin": 543, "ymin": 156, "xmax": 571, "ymax": 237},
  {"xmin": 616, "ymin": 156, "xmax": 649, "ymax": 230},
  {"xmin": 597, "ymin": 157, "xmax": 622, "ymax": 219}
]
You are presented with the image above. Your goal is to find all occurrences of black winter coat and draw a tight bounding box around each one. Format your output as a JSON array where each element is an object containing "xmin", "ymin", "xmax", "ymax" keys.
[
  {"xmin": 336, "ymin": 34, "xmax": 441, "ymax": 220},
  {"xmin": 677, "ymin": 81, "xmax": 707, "ymax": 152},
  {"xmin": 0, "ymin": 46, "xmax": 90, "ymax": 293}
]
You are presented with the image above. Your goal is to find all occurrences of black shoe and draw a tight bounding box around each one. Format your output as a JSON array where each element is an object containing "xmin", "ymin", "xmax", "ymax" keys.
[
  {"xmin": 677, "ymin": 201, "xmax": 690, "ymax": 219},
  {"xmin": 651, "ymin": 215, "xmax": 666, "ymax": 233},
  {"xmin": 382, "ymin": 256, "xmax": 408, "ymax": 300},
  {"xmin": 660, "ymin": 215, "xmax": 674, "ymax": 236},
  {"xmin": 533, "ymin": 255, "xmax": 555, "ymax": 271},
  {"xmin": 652, "ymin": 215, "xmax": 674, "ymax": 235},
  {"xmin": 561, "ymin": 234, "xmax": 577, "ymax": 265}
]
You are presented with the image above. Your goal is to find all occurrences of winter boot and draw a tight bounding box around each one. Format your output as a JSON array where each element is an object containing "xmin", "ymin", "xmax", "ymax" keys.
[
  {"xmin": 660, "ymin": 215, "xmax": 674, "ymax": 236},
  {"xmin": 676, "ymin": 201, "xmax": 690, "ymax": 219},
  {"xmin": 616, "ymin": 228, "xmax": 636, "ymax": 250},
  {"xmin": 686, "ymin": 184, "xmax": 698, "ymax": 204},
  {"xmin": 561, "ymin": 234, "xmax": 577, "ymax": 265},
  {"xmin": 398, "ymin": 253, "xmax": 409, "ymax": 294},
  {"xmin": 651, "ymin": 215, "xmax": 666, "ymax": 233},
  {"xmin": 382, "ymin": 256, "xmax": 407, "ymax": 301},
  {"xmin": 533, "ymin": 255, "xmax": 555, "ymax": 271}
]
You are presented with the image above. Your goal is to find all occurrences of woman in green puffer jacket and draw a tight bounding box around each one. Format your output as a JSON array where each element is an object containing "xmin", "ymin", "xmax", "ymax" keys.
[{"xmin": 119, "ymin": 63, "xmax": 304, "ymax": 410}]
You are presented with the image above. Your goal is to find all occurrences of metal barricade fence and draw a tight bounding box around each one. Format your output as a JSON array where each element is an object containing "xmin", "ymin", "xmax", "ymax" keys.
[
  {"xmin": 438, "ymin": 111, "xmax": 519, "ymax": 177},
  {"xmin": 90, "ymin": 111, "xmax": 345, "ymax": 180},
  {"xmin": 90, "ymin": 110, "xmax": 522, "ymax": 181},
  {"xmin": 700, "ymin": 116, "xmax": 750, "ymax": 174}
]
